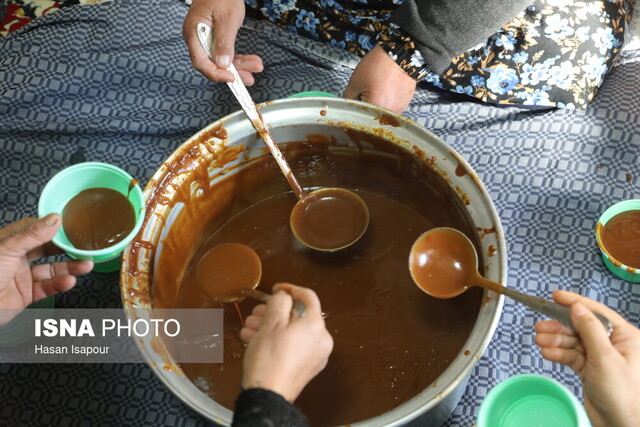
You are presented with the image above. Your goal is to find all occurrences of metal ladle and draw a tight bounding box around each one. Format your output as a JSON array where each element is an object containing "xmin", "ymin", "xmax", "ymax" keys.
[
  {"xmin": 408, "ymin": 227, "xmax": 613, "ymax": 336},
  {"xmin": 197, "ymin": 23, "xmax": 369, "ymax": 252},
  {"xmin": 196, "ymin": 242, "xmax": 305, "ymax": 317}
]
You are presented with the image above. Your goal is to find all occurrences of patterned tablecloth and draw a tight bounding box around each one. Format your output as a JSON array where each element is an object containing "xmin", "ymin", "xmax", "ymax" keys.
[{"xmin": 1, "ymin": 1, "xmax": 639, "ymax": 425}]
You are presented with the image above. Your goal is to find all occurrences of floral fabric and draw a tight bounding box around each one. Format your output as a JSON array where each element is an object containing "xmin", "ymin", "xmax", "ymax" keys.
[
  {"xmin": 250, "ymin": 0, "xmax": 635, "ymax": 108},
  {"xmin": 0, "ymin": 0, "xmax": 78, "ymax": 37},
  {"xmin": 434, "ymin": 0, "xmax": 634, "ymax": 109},
  {"xmin": 248, "ymin": 0, "xmax": 431, "ymax": 79},
  {"xmin": 3, "ymin": 0, "xmax": 633, "ymax": 109}
]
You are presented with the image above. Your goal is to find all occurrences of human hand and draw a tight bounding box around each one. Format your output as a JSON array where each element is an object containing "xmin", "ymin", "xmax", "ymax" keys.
[
  {"xmin": 182, "ymin": 0, "xmax": 264, "ymax": 85},
  {"xmin": 343, "ymin": 45, "xmax": 417, "ymax": 113},
  {"xmin": 240, "ymin": 283, "xmax": 334, "ymax": 402},
  {"xmin": 0, "ymin": 214, "xmax": 93, "ymax": 326},
  {"xmin": 535, "ymin": 290, "xmax": 640, "ymax": 427}
]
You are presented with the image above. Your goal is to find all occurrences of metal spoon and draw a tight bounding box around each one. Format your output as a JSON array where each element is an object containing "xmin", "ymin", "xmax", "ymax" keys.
[
  {"xmin": 196, "ymin": 23, "xmax": 369, "ymax": 252},
  {"xmin": 409, "ymin": 227, "xmax": 613, "ymax": 336},
  {"xmin": 196, "ymin": 242, "xmax": 305, "ymax": 317}
]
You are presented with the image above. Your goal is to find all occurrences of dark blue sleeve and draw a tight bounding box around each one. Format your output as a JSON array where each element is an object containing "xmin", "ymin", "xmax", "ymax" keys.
[
  {"xmin": 391, "ymin": 0, "xmax": 532, "ymax": 74},
  {"xmin": 232, "ymin": 388, "xmax": 310, "ymax": 427}
]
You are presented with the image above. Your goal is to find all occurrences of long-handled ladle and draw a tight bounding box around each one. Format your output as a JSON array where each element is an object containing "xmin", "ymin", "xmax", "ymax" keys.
[
  {"xmin": 196, "ymin": 242, "xmax": 305, "ymax": 317},
  {"xmin": 409, "ymin": 227, "xmax": 613, "ymax": 336},
  {"xmin": 197, "ymin": 24, "xmax": 368, "ymax": 252}
]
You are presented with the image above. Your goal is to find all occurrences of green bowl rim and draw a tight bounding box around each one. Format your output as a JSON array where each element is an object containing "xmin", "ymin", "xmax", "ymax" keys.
[
  {"xmin": 38, "ymin": 161, "xmax": 146, "ymax": 257},
  {"xmin": 288, "ymin": 91, "xmax": 338, "ymax": 98},
  {"xmin": 477, "ymin": 373, "xmax": 587, "ymax": 427},
  {"xmin": 595, "ymin": 199, "xmax": 640, "ymax": 277}
]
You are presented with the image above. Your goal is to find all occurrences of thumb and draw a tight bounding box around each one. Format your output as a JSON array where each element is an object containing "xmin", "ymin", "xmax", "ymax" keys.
[
  {"xmin": 343, "ymin": 88, "xmax": 384, "ymax": 109},
  {"xmin": 356, "ymin": 90, "xmax": 408, "ymax": 113},
  {"xmin": 261, "ymin": 291, "xmax": 293, "ymax": 331},
  {"xmin": 212, "ymin": 14, "xmax": 242, "ymax": 69},
  {"xmin": 342, "ymin": 83, "xmax": 362, "ymax": 101},
  {"xmin": 273, "ymin": 283, "xmax": 321, "ymax": 316},
  {"xmin": 571, "ymin": 303, "xmax": 613, "ymax": 359},
  {"xmin": 4, "ymin": 214, "xmax": 61, "ymax": 256}
]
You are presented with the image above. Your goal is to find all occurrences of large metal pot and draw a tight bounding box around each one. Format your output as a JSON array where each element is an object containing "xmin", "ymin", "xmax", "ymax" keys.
[{"xmin": 121, "ymin": 97, "xmax": 505, "ymax": 426}]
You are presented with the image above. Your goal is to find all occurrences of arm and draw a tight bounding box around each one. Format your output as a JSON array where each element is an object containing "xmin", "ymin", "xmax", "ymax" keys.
[
  {"xmin": 233, "ymin": 388, "xmax": 308, "ymax": 427},
  {"xmin": 535, "ymin": 290, "xmax": 640, "ymax": 427},
  {"xmin": 343, "ymin": 45, "xmax": 417, "ymax": 114},
  {"xmin": 390, "ymin": 0, "xmax": 532, "ymax": 75},
  {"xmin": 344, "ymin": 0, "xmax": 531, "ymax": 112},
  {"xmin": 232, "ymin": 283, "xmax": 333, "ymax": 426}
]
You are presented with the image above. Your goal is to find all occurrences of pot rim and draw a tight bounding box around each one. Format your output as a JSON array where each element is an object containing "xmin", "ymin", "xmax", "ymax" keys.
[{"xmin": 121, "ymin": 97, "xmax": 506, "ymax": 426}]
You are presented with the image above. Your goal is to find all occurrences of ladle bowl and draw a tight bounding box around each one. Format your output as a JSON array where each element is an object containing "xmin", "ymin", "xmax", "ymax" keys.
[
  {"xmin": 196, "ymin": 243, "xmax": 262, "ymax": 302},
  {"xmin": 290, "ymin": 187, "xmax": 369, "ymax": 251},
  {"xmin": 196, "ymin": 242, "xmax": 305, "ymax": 316},
  {"xmin": 409, "ymin": 227, "xmax": 613, "ymax": 336}
]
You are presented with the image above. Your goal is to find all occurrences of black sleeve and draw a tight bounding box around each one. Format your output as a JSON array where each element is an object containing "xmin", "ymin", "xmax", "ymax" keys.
[
  {"xmin": 232, "ymin": 388, "xmax": 310, "ymax": 427},
  {"xmin": 390, "ymin": 0, "xmax": 533, "ymax": 74}
]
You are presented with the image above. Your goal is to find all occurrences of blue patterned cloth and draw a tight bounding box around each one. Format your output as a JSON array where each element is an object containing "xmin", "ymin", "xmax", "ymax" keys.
[{"xmin": 1, "ymin": 1, "xmax": 639, "ymax": 425}]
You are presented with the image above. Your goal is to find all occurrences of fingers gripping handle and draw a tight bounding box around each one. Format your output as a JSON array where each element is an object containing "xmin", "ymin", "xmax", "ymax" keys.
[
  {"xmin": 241, "ymin": 289, "xmax": 306, "ymax": 318},
  {"xmin": 499, "ymin": 285, "xmax": 613, "ymax": 336},
  {"xmin": 196, "ymin": 23, "xmax": 259, "ymax": 123},
  {"xmin": 197, "ymin": 23, "xmax": 299, "ymax": 197},
  {"xmin": 292, "ymin": 300, "xmax": 306, "ymax": 318}
]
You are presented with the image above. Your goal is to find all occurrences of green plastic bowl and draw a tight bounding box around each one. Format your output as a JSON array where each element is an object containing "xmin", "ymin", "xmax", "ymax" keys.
[
  {"xmin": 38, "ymin": 162, "xmax": 145, "ymax": 273},
  {"xmin": 477, "ymin": 374, "xmax": 591, "ymax": 427},
  {"xmin": 288, "ymin": 91, "xmax": 338, "ymax": 98},
  {"xmin": 595, "ymin": 199, "xmax": 640, "ymax": 283}
]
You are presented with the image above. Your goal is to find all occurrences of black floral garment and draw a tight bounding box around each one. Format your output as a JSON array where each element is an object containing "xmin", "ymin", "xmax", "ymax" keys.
[{"xmin": 246, "ymin": 0, "xmax": 635, "ymax": 109}]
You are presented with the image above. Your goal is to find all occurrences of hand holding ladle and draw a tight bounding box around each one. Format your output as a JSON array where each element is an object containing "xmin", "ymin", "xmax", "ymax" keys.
[
  {"xmin": 196, "ymin": 243, "xmax": 305, "ymax": 317},
  {"xmin": 409, "ymin": 227, "xmax": 613, "ymax": 336},
  {"xmin": 197, "ymin": 23, "xmax": 369, "ymax": 252}
]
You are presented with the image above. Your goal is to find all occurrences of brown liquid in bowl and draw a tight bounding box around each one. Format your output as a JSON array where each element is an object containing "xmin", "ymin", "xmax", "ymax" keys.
[
  {"xmin": 600, "ymin": 210, "xmax": 640, "ymax": 268},
  {"xmin": 63, "ymin": 187, "xmax": 135, "ymax": 250},
  {"xmin": 155, "ymin": 137, "xmax": 482, "ymax": 426}
]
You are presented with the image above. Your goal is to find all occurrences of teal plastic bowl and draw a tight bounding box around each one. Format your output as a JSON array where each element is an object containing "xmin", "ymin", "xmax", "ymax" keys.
[
  {"xmin": 477, "ymin": 374, "xmax": 591, "ymax": 427},
  {"xmin": 288, "ymin": 91, "xmax": 338, "ymax": 98},
  {"xmin": 595, "ymin": 199, "xmax": 640, "ymax": 283},
  {"xmin": 38, "ymin": 162, "xmax": 145, "ymax": 273}
]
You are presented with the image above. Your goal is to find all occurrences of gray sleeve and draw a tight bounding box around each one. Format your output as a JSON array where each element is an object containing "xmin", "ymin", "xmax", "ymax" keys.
[{"xmin": 391, "ymin": 0, "xmax": 533, "ymax": 74}]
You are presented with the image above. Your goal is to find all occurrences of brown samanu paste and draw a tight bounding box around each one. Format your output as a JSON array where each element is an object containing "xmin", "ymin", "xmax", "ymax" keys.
[
  {"xmin": 155, "ymin": 135, "xmax": 482, "ymax": 426},
  {"xmin": 63, "ymin": 187, "xmax": 135, "ymax": 250}
]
